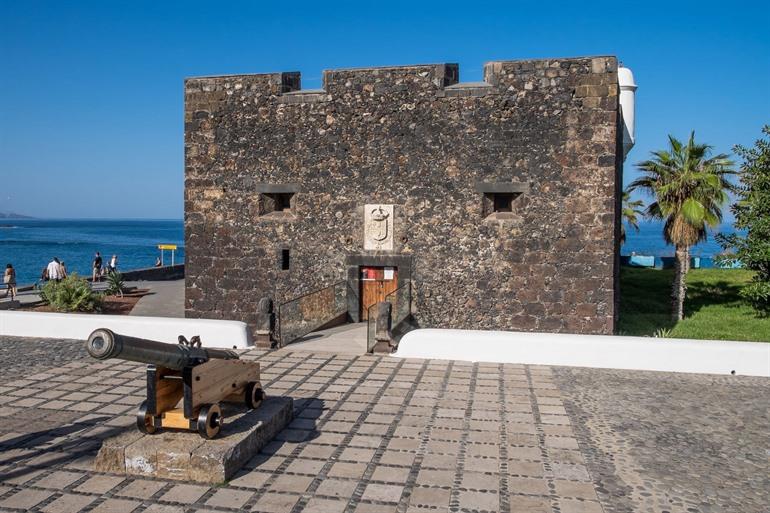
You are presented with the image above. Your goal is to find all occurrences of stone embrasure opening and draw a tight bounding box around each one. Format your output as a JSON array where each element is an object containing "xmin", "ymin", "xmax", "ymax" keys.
[
  {"xmin": 493, "ymin": 193, "xmax": 515, "ymax": 212},
  {"xmin": 280, "ymin": 248, "xmax": 290, "ymax": 271},
  {"xmin": 259, "ymin": 192, "xmax": 296, "ymax": 219},
  {"xmin": 475, "ymin": 181, "xmax": 529, "ymax": 221},
  {"xmin": 483, "ymin": 192, "xmax": 521, "ymax": 219}
]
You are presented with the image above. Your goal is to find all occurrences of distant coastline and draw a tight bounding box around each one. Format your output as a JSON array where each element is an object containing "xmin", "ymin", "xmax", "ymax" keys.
[{"xmin": 0, "ymin": 212, "xmax": 34, "ymax": 219}]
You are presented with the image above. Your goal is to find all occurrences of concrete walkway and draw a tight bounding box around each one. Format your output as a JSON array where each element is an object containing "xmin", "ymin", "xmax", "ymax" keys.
[
  {"xmin": 0, "ymin": 279, "xmax": 184, "ymax": 318},
  {"xmin": 284, "ymin": 322, "xmax": 369, "ymax": 354},
  {"xmin": 0, "ymin": 286, "xmax": 40, "ymax": 309},
  {"xmin": 127, "ymin": 280, "xmax": 184, "ymax": 318}
]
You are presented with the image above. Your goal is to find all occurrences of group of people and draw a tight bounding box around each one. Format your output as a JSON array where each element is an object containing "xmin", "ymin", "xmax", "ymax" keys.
[
  {"xmin": 35, "ymin": 252, "xmax": 118, "ymax": 283},
  {"xmin": 42, "ymin": 257, "xmax": 68, "ymax": 281},
  {"xmin": 91, "ymin": 252, "xmax": 118, "ymax": 282},
  {"xmin": 3, "ymin": 252, "xmax": 121, "ymax": 301}
]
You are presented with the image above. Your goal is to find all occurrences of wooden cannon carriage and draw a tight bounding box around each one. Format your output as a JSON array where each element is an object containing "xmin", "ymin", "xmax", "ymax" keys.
[{"xmin": 86, "ymin": 329, "xmax": 264, "ymax": 439}]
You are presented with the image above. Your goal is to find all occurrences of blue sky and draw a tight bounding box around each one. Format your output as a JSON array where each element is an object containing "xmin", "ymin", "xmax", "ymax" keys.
[{"xmin": 1, "ymin": 1, "xmax": 768, "ymax": 219}]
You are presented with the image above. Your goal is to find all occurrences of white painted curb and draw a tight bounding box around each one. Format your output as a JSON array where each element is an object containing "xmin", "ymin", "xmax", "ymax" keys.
[
  {"xmin": 393, "ymin": 329, "xmax": 770, "ymax": 377},
  {"xmin": 0, "ymin": 311, "xmax": 252, "ymax": 348}
]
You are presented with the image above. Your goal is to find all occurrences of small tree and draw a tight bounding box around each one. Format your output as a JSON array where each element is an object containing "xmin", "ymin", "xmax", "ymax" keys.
[
  {"xmin": 106, "ymin": 271, "xmax": 126, "ymax": 298},
  {"xmin": 718, "ymin": 125, "xmax": 770, "ymax": 315},
  {"xmin": 630, "ymin": 132, "xmax": 735, "ymax": 321},
  {"xmin": 621, "ymin": 189, "xmax": 644, "ymax": 245}
]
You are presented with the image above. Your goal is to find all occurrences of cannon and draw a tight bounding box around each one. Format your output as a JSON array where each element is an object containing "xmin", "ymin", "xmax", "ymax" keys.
[{"xmin": 86, "ymin": 329, "xmax": 264, "ymax": 439}]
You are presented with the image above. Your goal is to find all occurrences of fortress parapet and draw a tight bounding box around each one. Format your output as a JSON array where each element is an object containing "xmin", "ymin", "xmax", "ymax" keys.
[{"xmin": 185, "ymin": 56, "xmax": 618, "ymax": 106}]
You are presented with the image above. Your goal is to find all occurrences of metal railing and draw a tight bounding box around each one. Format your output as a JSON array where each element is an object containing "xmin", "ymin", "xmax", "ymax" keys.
[
  {"xmin": 366, "ymin": 281, "xmax": 412, "ymax": 353},
  {"xmin": 277, "ymin": 280, "xmax": 348, "ymax": 346}
]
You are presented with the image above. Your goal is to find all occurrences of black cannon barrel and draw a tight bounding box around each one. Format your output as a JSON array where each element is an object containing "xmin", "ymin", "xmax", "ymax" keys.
[{"xmin": 86, "ymin": 329, "xmax": 239, "ymax": 370}]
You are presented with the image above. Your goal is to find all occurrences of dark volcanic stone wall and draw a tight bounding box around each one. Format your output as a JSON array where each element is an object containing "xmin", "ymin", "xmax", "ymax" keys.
[{"xmin": 184, "ymin": 56, "xmax": 621, "ymax": 335}]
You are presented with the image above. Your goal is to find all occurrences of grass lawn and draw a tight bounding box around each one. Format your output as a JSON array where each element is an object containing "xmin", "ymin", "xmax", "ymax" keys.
[{"xmin": 618, "ymin": 267, "xmax": 770, "ymax": 342}]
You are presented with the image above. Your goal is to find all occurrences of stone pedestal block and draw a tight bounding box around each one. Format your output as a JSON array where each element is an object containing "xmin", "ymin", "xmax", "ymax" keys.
[
  {"xmin": 372, "ymin": 302, "xmax": 394, "ymax": 354},
  {"xmin": 255, "ymin": 330, "xmax": 272, "ymax": 348},
  {"xmin": 371, "ymin": 340, "xmax": 392, "ymax": 354},
  {"xmin": 255, "ymin": 297, "xmax": 275, "ymax": 348},
  {"xmin": 94, "ymin": 396, "xmax": 293, "ymax": 484}
]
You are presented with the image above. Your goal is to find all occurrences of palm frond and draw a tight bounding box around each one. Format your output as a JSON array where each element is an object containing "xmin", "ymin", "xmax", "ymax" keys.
[{"xmin": 634, "ymin": 132, "xmax": 736, "ymax": 248}]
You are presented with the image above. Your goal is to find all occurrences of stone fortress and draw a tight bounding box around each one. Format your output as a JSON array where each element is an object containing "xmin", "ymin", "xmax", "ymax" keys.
[{"xmin": 184, "ymin": 55, "xmax": 627, "ymax": 345}]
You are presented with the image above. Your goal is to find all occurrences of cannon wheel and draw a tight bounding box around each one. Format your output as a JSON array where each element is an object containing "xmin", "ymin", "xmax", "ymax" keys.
[
  {"xmin": 245, "ymin": 382, "xmax": 265, "ymax": 409},
  {"xmin": 136, "ymin": 401, "xmax": 157, "ymax": 435},
  {"xmin": 197, "ymin": 403, "xmax": 222, "ymax": 439}
]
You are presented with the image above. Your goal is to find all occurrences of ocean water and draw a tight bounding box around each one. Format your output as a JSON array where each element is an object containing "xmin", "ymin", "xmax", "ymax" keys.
[
  {"xmin": 622, "ymin": 220, "xmax": 739, "ymax": 258},
  {"xmin": 0, "ymin": 219, "xmax": 184, "ymax": 286},
  {"xmin": 0, "ymin": 218, "xmax": 738, "ymax": 286}
]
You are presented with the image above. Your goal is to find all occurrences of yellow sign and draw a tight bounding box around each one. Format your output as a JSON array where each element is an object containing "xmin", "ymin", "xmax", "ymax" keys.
[{"xmin": 158, "ymin": 244, "xmax": 177, "ymax": 250}]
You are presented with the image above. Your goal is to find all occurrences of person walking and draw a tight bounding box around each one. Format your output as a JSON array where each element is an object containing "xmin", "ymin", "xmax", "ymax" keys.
[
  {"xmin": 47, "ymin": 257, "xmax": 63, "ymax": 283},
  {"xmin": 60, "ymin": 260, "xmax": 68, "ymax": 279},
  {"xmin": 92, "ymin": 252, "xmax": 103, "ymax": 282},
  {"xmin": 3, "ymin": 264, "xmax": 16, "ymax": 300},
  {"xmin": 109, "ymin": 254, "xmax": 118, "ymax": 273}
]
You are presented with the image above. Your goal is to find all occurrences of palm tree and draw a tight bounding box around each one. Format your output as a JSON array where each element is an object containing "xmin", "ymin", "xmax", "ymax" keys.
[
  {"xmin": 629, "ymin": 132, "xmax": 735, "ymax": 321},
  {"xmin": 621, "ymin": 190, "xmax": 644, "ymax": 245}
]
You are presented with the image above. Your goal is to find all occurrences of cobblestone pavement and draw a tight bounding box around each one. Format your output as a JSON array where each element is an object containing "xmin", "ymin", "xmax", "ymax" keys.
[
  {"xmin": 0, "ymin": 336, "xmax": 767, "ymax": 513},
  {"xmin": 0, "ymin": 337, "xmax": 88, "ymax": 381},
  {"xmin": 554, "ymin": 367, "xmax": 770, "ymax": 513}
]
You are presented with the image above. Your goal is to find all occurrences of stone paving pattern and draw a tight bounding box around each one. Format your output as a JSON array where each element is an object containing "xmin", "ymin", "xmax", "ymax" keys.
[
  {"xmin": 555, "ymin": 367, "xmax": 770, "ymax": 513},
  {"xmin": 0, "ymin": 335, "xmax": 768, "ymax": 513}
]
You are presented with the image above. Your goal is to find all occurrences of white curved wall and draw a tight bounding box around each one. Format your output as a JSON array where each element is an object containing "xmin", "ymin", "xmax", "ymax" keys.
[
  {"xmin": 394, "ymin": 329, "xmax": 770, "ymax": 377},
  {"xmin": 0, "ymin": 311, "xmax": 253, "ymax": 349}
]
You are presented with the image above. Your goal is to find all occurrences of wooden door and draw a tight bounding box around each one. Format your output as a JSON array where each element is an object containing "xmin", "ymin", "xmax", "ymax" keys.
[{"xmin": 360, "ymin": 266, "xmax": 398, "ymax": 320}]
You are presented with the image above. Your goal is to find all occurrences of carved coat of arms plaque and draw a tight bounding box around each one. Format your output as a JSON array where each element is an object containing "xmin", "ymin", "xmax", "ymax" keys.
[{"xmin": 364, "ymin": 204, "xmax": 394, "ymax": 251}]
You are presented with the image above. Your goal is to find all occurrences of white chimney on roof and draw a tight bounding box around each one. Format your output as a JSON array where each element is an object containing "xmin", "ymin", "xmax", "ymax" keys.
[{"xmin": 618, "ymin": 65, "xmax": 637, "ymax": 160}]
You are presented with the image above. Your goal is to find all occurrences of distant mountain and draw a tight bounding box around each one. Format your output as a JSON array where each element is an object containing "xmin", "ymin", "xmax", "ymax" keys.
[{"xmin": 0, "ymin": 211, "xmax": 34, "ymax": 219}]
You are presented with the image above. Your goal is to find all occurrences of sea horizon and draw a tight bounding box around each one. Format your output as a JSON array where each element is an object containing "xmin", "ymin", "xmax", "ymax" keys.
[
  {"xmin": 1, "ymin": 217, "xmax": 184, "ymax": 222},
  {"xmin": 0, "ymin": 218, "xmax": 185, "ymax": 285},
  {"xmin": 622, "ymin": 219, "xmax": 741, "ymax": 258},
  {"xmin": 1, "ymin": 218, "xmax": 742, "ymax": 286}
]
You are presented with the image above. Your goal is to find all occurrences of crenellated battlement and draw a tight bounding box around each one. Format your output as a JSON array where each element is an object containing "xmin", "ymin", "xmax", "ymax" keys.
[
  {"xmin": 322, "ymin": 63, "xmax": 459, "ymax": 90},
  {"xmin": 184, "ymin": 55, "xmax": 618, "ymax": 99},
  {"xmin": 185, "ymin": 71, "xmax": 301, "ymax": 95}
]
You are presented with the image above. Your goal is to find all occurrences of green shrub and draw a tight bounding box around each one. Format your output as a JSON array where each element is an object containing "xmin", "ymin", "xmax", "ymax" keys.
[
  {"xmin": 105, "ymin": 271, "xmax": 125, "ymax": 298},
  {"xmin": 740, "ymin": 281, "xmax": 770, "ymax": 317},
  {"xmin": 40, "ymin": 274, "xmax": 103, "ymax": 312},
  {"xmin": 718, "ymin": 125, "xmax": 770, "ymax": 315},
  {"xmin": 713, "ymin": 252, "xmax": 741, "ymax": 268}
]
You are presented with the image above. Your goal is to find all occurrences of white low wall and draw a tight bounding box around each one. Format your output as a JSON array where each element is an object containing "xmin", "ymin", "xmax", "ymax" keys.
[
  {"xmin": 0, "ymin": 311, "xmax": 252, "ymax": 348},
  {"xmin": 394, "ymin": 329, "xmax": 770, "ymax": 377}
]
